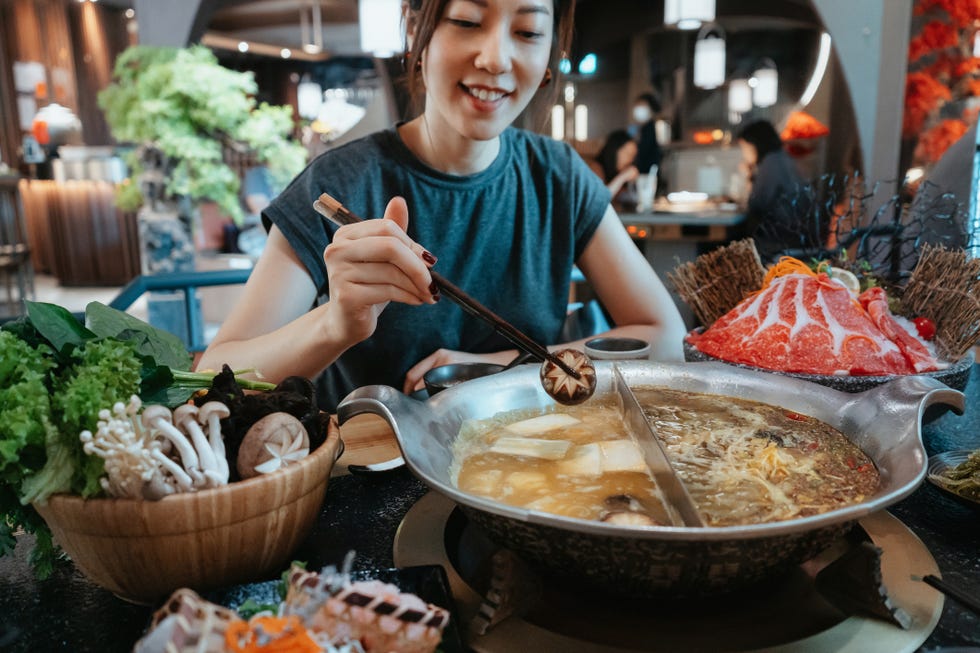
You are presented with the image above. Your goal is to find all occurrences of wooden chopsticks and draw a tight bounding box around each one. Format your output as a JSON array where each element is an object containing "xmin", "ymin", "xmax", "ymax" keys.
[{"xmin": 312, "ymin": 192, "xmax": 581, "ymax": 379}]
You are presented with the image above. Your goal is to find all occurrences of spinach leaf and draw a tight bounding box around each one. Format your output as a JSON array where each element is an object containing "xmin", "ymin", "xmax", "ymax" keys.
[
  {"xmin": 85, "ymin": 302, "xmax": 192, "ymax": 371},
  {"xmin": 25, "ymin": 301, "xmax": 95, "ymax": 353}
]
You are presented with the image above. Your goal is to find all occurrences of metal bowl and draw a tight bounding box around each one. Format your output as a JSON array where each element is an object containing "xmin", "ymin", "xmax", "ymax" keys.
[
  {"xmin": 683, "ymin": 331, "xmax": 974, "ymax": 394},
  {"xmin": 338, "ymin": 362, "xmax": 963, "ymax": 597}
]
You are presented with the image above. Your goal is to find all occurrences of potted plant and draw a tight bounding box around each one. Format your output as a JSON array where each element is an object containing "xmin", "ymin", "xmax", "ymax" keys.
[{"xmin": 98, "ymin": 45, "xmax": 307, "ymax": 274}]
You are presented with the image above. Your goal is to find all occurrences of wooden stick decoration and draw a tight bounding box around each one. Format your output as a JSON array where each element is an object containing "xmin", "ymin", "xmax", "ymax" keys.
[
  {"xmin": 667, "ymin": 238, "xmax": 767, "ymax": 327},
  {"xmin": 901, "ymin": 244, "xmax": 980, "ymax": 361}
]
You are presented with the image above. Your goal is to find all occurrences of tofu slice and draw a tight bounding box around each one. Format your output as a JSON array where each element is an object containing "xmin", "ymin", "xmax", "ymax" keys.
[
  {"xmin": 504, "ymin": 413, "xmax": 581, "ymax": 436},
  {"xmin": 598, "ymin": 440, "xmax": 648, "ymax": 474},
  {"xmin": 489, "ymin": 437, "xmax": 572, "ymax": 460},
  {"xmin": 557, "ymin": 443, "xmax": 602, "ymax": 477}
]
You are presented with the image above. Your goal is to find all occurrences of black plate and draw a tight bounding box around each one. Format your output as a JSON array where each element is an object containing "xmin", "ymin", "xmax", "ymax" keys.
[
  {"xmin": 927, "ymin": 450, "xmax": 980, "ymax": 512},
  {"xmin": 205, "ymin": 564, "xmax": 465, "ymax": 653}
]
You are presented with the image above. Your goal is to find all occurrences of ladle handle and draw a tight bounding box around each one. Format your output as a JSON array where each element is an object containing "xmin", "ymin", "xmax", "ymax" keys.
[{"xmin": 313, "ymin": 193, "xmax": 581, "ymax": 379}]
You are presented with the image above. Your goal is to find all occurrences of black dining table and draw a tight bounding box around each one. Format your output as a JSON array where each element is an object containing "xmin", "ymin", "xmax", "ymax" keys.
[{"xmin": 1, "ymin": 366, "xmax": 978, "ymax": 652}]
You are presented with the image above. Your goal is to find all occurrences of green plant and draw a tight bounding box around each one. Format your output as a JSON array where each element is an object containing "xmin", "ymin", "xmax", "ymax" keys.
[{"xmin": 98, "ymin": 45, "xmax": 307, "ymax": 224}]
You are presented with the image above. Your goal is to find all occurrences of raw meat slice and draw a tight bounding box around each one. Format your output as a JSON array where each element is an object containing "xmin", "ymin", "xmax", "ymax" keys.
[
  {"xmin": 687, "ymin": 273, "xmax": 929, "ymax": 375},
  {"xmin": 859, "ymin": 287, "xmax": 938, "ymax": 373}
]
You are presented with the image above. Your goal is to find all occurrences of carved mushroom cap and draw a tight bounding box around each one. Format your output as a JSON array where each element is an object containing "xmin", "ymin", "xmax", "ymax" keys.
[
  {"xmin": 539, "ymin": 348, "xmax": 597, "ymax": 405},
  {"xmin": 237, "ymin": 412, "xmax": 310, "ymax": 480}
]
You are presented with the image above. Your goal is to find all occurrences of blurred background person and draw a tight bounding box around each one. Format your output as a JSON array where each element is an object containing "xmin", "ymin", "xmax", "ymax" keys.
[
  {"xmin": 736, "ymin": 119, "xmax": 806, "ymax": 261},
  {"xmin": 594, "ymin": 129, "xmax": 639, "ymax": 209},
  {"xmin": 629, "ymin": 92, "xmax": 663, "ymax": 176}
]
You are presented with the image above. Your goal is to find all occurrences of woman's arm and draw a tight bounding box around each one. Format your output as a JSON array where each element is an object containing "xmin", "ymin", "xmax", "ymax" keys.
[
  {"xmin": 573, "ymin": 204, "xmax": 687, "ymax": 361},
  {"xmin": 197, "ymin": 198, "xmax": 438, "ymax": 382}
]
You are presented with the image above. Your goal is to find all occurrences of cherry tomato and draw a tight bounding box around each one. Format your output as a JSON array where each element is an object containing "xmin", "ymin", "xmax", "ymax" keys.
[{"xmin": 912, "ymin": 316, "xmax": 936, "ymax": 341}]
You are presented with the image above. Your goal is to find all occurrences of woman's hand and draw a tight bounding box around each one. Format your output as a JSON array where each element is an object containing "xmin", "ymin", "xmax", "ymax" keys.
[
  {"xmin": 607, "ymin": 165, "xmax": 639, "ymax": 196},
  {"xmin": 323, "ymin": 197, "xmax": 438, "ymax": 348},
  {"xmin": 402, "ymin": 348, "xmax": 516, "ymax": 394}
]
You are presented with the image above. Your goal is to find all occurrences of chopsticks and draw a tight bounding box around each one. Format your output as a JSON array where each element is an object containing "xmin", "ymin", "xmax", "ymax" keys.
[
  {"xmin": 915, "ymin": 574, "xmax": 980, "ymax": 616},
  {"xmin": 312, "ymin": 192, "xmax": 582, "ymax": 380}
]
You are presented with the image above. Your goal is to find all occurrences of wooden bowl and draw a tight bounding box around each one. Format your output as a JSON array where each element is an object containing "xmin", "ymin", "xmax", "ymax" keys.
[{"xmin": 32, "ymin": 417, "xmax": 342, "ymax": 604}]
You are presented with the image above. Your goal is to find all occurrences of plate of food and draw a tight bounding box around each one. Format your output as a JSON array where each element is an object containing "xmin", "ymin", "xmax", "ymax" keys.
[
  {"xmin": 133, "ymin": 558, "xmax": 465, "ymax": 653},
  {"xmin": 927, "ymin": 449, "xmax": 980, "ymax": 512},
  {"xmin": 671, "ymin": 240, "xmax": 979, "ymax": 393}
]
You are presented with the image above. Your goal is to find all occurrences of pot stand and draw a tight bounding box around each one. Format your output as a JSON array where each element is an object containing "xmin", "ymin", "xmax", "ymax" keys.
[{"xmin": 394, "ymin": 492, "xmax": 943, "ymax": 653}]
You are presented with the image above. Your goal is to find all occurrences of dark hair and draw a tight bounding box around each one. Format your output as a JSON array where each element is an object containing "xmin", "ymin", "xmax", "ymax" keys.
[
  {"xmin": 737, "ymin": 119, "xmax": 784, "ymax": 163},
  {"xmin": 596, "ymin": 129, "xmax": 634, "ymax": 182},
  {"xmin": 635, "ymin": 92, "xmax": 661, "ymax": 114},
  {"xmin": 404, "ymin": 0, "xmax": 575, "ymax": 113}
]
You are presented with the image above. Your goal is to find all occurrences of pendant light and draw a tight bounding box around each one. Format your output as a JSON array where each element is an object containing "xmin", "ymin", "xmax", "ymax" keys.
[
  {"xmin": 693, "ymin": 24, "xmax": 726, "ymax": 90},
  {"xmin": 728, "ymin": 78, "xmax": 752, "ymax": 114},
  {"xmin": 752, "ymin": 58, "xmax": 778, "ymax": 108},
  {"xmin": 664, "ymin": 0, "xmax": 715, "ymax": 30},
  {"xmin": 300, "ymin": 0, "xmax": 323, "ymax": 55},
  {"xmin": 359, "ymin": 0, "xmax": 405, "ymax": 57}
]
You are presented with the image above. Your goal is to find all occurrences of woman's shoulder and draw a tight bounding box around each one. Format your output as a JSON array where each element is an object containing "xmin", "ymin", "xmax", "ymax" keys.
[{"xmin": 306, "ymin": 129, "xmax": 398, "ymax": 170}]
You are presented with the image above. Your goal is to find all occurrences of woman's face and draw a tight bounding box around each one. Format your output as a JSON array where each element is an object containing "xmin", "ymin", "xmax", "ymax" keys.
[
  {"xmin": 616, "ymin": 140, "xmax": 638, "ymax": 171},
  {"xmin": 738, "ymin": 139, "xmax": 758, "ymax": 167},
  {"xmin": 421, "ymin": 0, "xmax": 554, "ymax": 142}
]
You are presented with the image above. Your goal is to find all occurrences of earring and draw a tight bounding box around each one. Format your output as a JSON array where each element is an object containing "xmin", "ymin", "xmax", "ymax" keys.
[
  {"xmin": 402, "ymin": 52, "xmax": 422, "ymax": 73},
  {"xmin": 539, "ymin": 68, "xmax": 553, "ymax": 88}
]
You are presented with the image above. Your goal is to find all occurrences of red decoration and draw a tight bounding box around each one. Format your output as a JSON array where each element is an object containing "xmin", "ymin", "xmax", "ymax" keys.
[
  {"xmin": 913, "ymin": 118, "xmax": 968, "ymax": 163},
  {"xmin": 903, "ymin": 72, "xmax": 952, "ymax": 137},
  {"xmin": 780, "ymin": 111, "xmax": 830, "ymax": 141}
]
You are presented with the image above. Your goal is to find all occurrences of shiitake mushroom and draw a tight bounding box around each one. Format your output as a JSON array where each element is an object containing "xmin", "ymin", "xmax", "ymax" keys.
[{"xmin": 194, "ymin": 366, "xmax": 324, "ymax": 481}]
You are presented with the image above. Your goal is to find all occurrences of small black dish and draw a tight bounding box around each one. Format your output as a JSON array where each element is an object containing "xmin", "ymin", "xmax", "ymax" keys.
[
  {"xmin": 927, "ymin": 450, "xmax": 980, "ymax": 512},
  {"xmin": 423, "ymin": 362, "xmax": 506, "ymax": 396}
]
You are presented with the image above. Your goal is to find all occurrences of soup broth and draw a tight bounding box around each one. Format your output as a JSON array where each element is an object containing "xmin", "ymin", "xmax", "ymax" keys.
[
  {"xmin": 451, "ymin": 388, "xmax": 880, "ymax": 528},
  {"xmin": 451, "ymin": 401, "xmax": 674, "ymax": 525},
  {"xmin": 634, "ymin": 387, "xmax": 880, "ymax": 526}
]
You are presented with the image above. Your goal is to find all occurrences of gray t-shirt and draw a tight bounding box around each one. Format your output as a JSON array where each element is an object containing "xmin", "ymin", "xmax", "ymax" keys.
[{"xmin": 263, "ymin": 126, "xmax": 610, "ymax": 410}]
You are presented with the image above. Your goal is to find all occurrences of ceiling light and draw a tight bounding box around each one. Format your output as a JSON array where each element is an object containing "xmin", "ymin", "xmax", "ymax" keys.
[
  {"xmin": 238, "ymin": 41, "xmax": 249, "ymax": 53},
  {"xmin": 124, "ymin": 8, "xmax": 134, "ymax": 18},
  {"xmin": 752, "ymin": 58, "xmax": 778, "ymax": 107},
  {"xmin": 281, "ymin": 48, "xmax": 292, "ymax": 59},
  {"xmin": 551, "ymin": 105, "xmax": 565, "ymax": 140},
  {"xmin": 359, "ymin": 0, "xmax": 404, "ymax": 57},
  {"xmin": 728, "ymin": 79, "xmax": 752, "ymax": 113},
  {"xmin": 693, "ymin": 25, "xmax": 725, "ymax": 90},
  {"xmin": 664, "ymin": 0, "xmax": 715, "ymax": 30},
  {"xmin": 577, "ymin": 53, "xmax": 597, "ymax": 75}
]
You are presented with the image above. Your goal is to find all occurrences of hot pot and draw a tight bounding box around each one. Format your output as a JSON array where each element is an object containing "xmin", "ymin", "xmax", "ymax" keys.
[{"xmin": 337, "ymin": 361, "xmax": 964, "ymax": 597}]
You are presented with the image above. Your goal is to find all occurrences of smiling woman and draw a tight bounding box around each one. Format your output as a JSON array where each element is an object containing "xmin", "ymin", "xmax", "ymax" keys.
[{"xmin": 196, "ymin": 0, "xmax": 686, "ymax": 413}]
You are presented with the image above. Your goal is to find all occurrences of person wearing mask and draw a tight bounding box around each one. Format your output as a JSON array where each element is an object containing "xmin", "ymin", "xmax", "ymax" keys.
[
  {"xmin": 197, "ymin": 0, "xmax": 686, "ymax": 411},
  {"xmin": 736, "ymin": 119, "xmax": 806, "ymax": 261},
  {"xmin": 630, "ymin": 92, "xmax": 663, "ymax": 175}
]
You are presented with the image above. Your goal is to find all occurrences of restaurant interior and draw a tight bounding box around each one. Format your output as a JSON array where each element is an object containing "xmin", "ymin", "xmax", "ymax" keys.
[{"xmin": 1, "ymin": 1, "xmax": 979, "ymax": 652}]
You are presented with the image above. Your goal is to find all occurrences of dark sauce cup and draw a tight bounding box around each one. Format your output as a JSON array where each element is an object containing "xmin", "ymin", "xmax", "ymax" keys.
[{"xmin": 423, "ymin": 362, "xmax": 507, "ymax": 396}]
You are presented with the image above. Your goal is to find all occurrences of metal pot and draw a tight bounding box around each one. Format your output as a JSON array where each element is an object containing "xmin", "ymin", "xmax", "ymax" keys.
[{"xmin": 337, "ymin": 361, "xmax": 963, "ymax": 596}]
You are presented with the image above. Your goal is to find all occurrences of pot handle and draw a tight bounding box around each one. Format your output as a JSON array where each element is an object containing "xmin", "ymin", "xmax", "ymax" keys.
[
  {"xmin": 857, "ymin": 374, "xmax": 965, "ymax": 419},
  {"xmin": 336, "ymin": 385, "xmax": 437, "ymax": 475}
]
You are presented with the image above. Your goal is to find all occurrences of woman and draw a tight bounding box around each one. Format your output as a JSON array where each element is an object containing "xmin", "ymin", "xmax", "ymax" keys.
[
  {"xmin": 197, "ymin": 0, "xmax": 685, "ymax": 410},
  {"xmin": 736, "ymin": 119, "xmax": 805, "ymax": 261},
  {"xmin": 595, "ymin": 129, "xmax": 639, "ymax": 202}
]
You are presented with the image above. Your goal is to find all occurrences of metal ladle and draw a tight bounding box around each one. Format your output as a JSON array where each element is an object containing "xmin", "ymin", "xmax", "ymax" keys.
[{"xmin": 313, "ymin": 192, "xmax": 597, "ymax": 405}]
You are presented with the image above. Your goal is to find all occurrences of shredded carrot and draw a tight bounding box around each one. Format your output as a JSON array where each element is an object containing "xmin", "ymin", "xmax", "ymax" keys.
[
  {"xmin": 225, "ymin": 615, "xmax": 320, "ymax": 653},
  {"xmin": 761, "ymin": 257, "xmax": 817, "ymax": 289}
]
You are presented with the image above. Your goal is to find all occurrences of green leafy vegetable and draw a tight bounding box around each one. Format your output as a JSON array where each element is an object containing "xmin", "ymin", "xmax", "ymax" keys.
[{"xmin": 1, "ymin": 300, "xmax": 276, "ymax": 577}]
